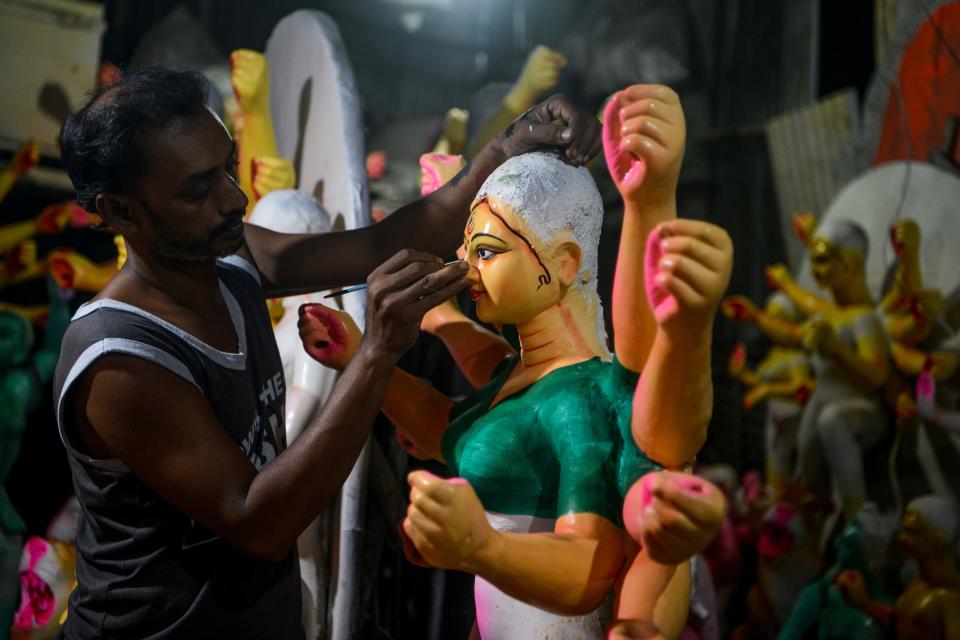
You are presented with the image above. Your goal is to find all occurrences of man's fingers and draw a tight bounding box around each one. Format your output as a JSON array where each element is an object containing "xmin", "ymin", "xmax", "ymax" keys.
[
  {"xmin": 396, "ymin": 261, "xmax": 469, "ymax": 305},
  {"xmin": 372, "ymin": 249, "xmax": 444, "ymax": 277},
  {"xmin": 384, "ymin": 259, "xmax": 447, "ymax": 292},
  {"xmin": 411, "ymin": 277, "xmax": 470, "ymax": 316}
]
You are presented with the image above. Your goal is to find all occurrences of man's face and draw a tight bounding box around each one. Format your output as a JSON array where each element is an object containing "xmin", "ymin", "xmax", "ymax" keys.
[{"xmin": 127, "ymin": 110, "xmax": 248, "ymax": 263}]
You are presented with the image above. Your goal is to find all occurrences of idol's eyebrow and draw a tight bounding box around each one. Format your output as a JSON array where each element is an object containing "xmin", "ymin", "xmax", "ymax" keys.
[{"xmin": 469, "ymin": 232, "xmax": 506, "ymax": 245}]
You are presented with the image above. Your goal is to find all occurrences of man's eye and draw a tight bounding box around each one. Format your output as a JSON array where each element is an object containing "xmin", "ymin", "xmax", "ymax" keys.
[{"xmin": 477, "ymin": 247, "xmax": 498, "ymax": 261}]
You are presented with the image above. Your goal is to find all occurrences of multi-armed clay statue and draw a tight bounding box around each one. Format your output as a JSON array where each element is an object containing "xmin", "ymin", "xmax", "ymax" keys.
[
  {"xmin": 299, "ymin": 84, "xmax": 730, "ymax": 639},
  {"xmin": 766, "ymin": 221, "xmax": 889, "ymax": 520},
  {"xmin": 837, "ymin": 495, "xmax": 960, "ymax": 639}
]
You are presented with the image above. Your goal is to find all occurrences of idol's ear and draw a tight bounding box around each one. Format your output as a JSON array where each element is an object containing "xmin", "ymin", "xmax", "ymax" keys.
[{"xmin": 554, "ymin": 241, "xmax": 583, "ymax": 288}]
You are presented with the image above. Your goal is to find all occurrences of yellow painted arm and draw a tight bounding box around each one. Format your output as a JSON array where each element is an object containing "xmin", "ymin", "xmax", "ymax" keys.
[
  {"xmin": 420, "ymin": 298, "xmax": 515, "ymax": 389},
  {"xmin": 471, "ymin": 513, "xmax": 628, "ymax": 615},
  {"xmin": 231, "ymin": 49, "xmax": 281, "ymax": 215},
  {"xmin": 381, "ymin": 368, "xmax": 455, "ymax": 462}
]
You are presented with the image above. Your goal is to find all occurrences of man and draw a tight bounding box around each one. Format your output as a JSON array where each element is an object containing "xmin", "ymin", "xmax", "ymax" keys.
[{"xmin": 53, "ymin": 67, "xmax": 600, "ymax": 639}]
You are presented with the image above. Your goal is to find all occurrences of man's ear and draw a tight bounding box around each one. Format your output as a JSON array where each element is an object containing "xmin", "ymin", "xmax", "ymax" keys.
[
  {"xmin": 554, "ymin": 241, "xmax": 583, "ymax": 288},
  {"xmin": 95, "ymin": 193, "xmax": 137, "ymax": 233}
]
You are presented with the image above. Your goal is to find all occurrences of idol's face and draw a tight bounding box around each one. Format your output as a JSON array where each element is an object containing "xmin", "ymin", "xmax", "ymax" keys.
[
  {"xmin": 462, "ymin": 201, "xmax": 561, "ymax": 325},
  {"xmin": 119, "ymin": 109, "xmax": 249, "ymax": 263},
  {"xmin": 897, "ymin": 507, "xmax": 941, "ymax": 558},
  {"xmin": 809, "ymin": 237, "xmax": 844, "ymax": 289}
]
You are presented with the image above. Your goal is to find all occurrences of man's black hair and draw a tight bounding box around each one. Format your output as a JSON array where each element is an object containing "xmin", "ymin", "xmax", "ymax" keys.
[{"xmin": 59, "ymin": 67, "xmax": 211, "ymax": 213}]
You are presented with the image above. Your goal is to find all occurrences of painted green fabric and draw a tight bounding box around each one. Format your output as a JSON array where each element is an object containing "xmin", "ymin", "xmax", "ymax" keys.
[{"xmin": 441, "ymin": 356, "xmax": 660, "ymax": 527}]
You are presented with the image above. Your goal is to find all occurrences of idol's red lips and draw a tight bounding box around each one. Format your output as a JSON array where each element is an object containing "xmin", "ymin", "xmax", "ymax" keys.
[{"xmin": 470, "ymin": 288, "xmax": 484, "ymax": 301}]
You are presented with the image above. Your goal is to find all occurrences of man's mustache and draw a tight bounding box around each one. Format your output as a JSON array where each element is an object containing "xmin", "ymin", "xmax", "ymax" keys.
[{"xmin": 211, "ymin": 211, "xmax": 245, "ymax": 237}]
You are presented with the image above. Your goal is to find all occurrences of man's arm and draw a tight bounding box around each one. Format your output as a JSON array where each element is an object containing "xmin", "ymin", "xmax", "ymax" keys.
[
  {"xmin": 240, "ymin": 94, "xmax": 601, "ymax": 297},
  {"xmin": 75, "ymin": 250, "xmax": 468, "ymax": 562}
]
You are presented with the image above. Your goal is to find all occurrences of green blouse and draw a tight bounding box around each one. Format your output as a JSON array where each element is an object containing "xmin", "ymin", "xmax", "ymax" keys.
[{"xmin": 441, "ymin": 356, "xmax": 660, "ymax": 527}]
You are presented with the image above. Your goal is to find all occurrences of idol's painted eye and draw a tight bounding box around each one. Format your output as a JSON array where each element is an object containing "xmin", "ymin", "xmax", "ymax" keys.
[{"xmin": 477, "ymin": 247, "xmax": 498, "ymax": 261}]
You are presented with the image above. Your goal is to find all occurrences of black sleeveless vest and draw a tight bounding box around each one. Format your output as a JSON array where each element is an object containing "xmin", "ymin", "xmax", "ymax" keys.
[{"xmin": 52, "ymin": 255, "xmax": 304, "ymax": 640}]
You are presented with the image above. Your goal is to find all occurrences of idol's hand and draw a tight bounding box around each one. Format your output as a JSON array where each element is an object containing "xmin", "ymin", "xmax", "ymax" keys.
[
  {"xmin": 493, "ymin": 94, "xmax": 601, "ymax": 166},
  {"xmin": 764, "ymin": 263, "xmax": 792, "ymax": 290},
  {"xmin": 230, "ymin": 49, "xmax": 270, "ymax": 113},
  {"xmin": 402, "ymin": 470, "xmax": 496, "ymax": 571},
  {"xmin": 419, "ymin": 153, "xmax": 466, "ymax": 197},
  {"xmin": 511, "ymin": 45, "xmax": 567, "ymax": 107},
  {"xmin": 792, "ymin": 211, "xmax": 816, "ymax": 245},
  {"xmin": 35, "ymin": 201, "xmax": 76, "ymax": 234},
  {"xmin": 251, "ymin": 156, "xmax": 296, "ymax": 199},
  {"xmin": 743, "ymin": 384, "xmax": 769, "ymax": 411},
  {"xmin": 721, "ymin": 295, "xmax": 758, "ymax": 323},
  {"xmin": 890, "ymin": 219, "xmax": 920, "ymax": 262},
  {"xmin": 646, "ymin": 219, "xmax": 733, "ymax": 336},
  {"xmin": 297, "ymin": 303, "xmax": 361, "ymax": 371},
  {"xmin": 801, "ymin": 316, "xmax": 837, "ymax": 356},
  {"xmin": 603, "ymin": 84, "xmax": 684, "ymax": 213},
  {"xmin": 5, "ymin": 240, "xmax": 36, "ymax": 276},
  {"xmin": 622, "ymin": 471, "xmax": 725, "ymax": 565},
  {"xmin": 9, "ymin": 139, "xmax": 39, "ymax": 175},
  {"xmin": 727, "ymin": 342, "xmax": 747, "ymax": 376}
]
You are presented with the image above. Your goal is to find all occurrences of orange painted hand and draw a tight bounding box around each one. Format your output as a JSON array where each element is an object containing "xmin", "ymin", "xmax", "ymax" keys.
[
  {"xmin": 622, "ymin": 471, "xmax": 725, "ymax": 565},
  {"xmin": 603, "ymin": 84, "xmax": 685, "ymax": 212},
  {"xmin": 403, "ymin": 470, "xmax": 496, "ymax": 571},
  {"xmin": 251, "ymin": 156, "xmax": 296, "ymax": 199},
  {"xmin": 792, "ymin": 211, "xmax": 817, "ymax": 245},
  {"xmin": 230, "ymin": 49, "xmax": 270, "ymax": 113},
  {"xmin": 645, "ymin": 219, "xmax": 733, "ymax": 334},
  {"xmin": 722, "ymin": 295, "xmax": 758, "ymax": 322},
  {"xmin": 47, "ymin": 249, "xmax": 116, "ymax": 293},
  {"xmin": 297, "ymin": 303, "xmax": 362, "ymax": 372},
  {"xmin": 835, "ymin": 569, "xmax": 869, "ymax": 608},
  {"xmin": 764, "ymin": 263, "xmax": 792, "ymax": 290},
  {"xmin": 35, "ymin": 202, "xmax": 79, "ymax": 234},
  {"xmin": 743, "ymin": 384, "xmax": 769, "ymax": 411},
  {"xmin": 5, "ymin": 240, "xmax": 37, "ymax": 276},
  {"xmin": 728, "ymin": 342, "xmax": 747, "ymax": 376},
  {"xmin": 11, "ymin": 139, "xmax": 39, "ymax": 175}
]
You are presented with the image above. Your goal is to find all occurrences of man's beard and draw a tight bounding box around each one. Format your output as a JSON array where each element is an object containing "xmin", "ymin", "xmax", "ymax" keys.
[{"xmin": 142, "ymin": 202, "xmax": 245, "ymax": 263}]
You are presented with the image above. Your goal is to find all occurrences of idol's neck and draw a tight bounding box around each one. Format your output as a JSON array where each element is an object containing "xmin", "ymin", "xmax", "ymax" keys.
[{"xmin": 515, "ymin": 293, "xmax": 606, "ymax": 371}]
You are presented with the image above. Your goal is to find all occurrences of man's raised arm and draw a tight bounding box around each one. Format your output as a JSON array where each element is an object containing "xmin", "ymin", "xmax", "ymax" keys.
[{"xmin": 241, "ymin": 95, "xmax": 601, "ymax": 297}]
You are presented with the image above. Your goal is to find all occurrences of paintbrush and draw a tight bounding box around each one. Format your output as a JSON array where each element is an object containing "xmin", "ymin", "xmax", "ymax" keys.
[{"xmin": 324, "ymin": 259, "xmax": 463, "ymax": 298}]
